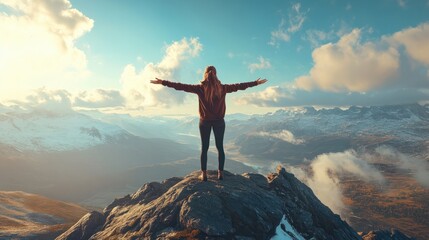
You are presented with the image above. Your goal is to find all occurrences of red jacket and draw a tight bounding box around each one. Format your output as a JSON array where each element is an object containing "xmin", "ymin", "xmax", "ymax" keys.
[{"xmin": 161, "ymin": 80, "xmax": 258, "ymax": 120}]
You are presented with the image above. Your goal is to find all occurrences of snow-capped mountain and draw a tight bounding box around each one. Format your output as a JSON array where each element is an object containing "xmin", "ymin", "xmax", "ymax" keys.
[
  {"xmin": 3, "ymin": 103, "xmax": 425, "ymax": 153},
  {"xmin": 239, "ymin": 103, "xmax": 429, "ymax": 142},
  {"xmin": 80, "ymin": 110, "xmax": 200, "ymax": 146},
  {"xmin": 0, "ymin": 106, "xmax": 127, "ymax": 151},
  {"xmin": 228, "ymin": 103, "xmax": 429, "ymax": 162}
]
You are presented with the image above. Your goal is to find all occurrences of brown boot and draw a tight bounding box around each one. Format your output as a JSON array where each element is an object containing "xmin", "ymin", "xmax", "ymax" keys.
[
  {"xmin": 200, "ymin": 170, "xmax": 207, "ymax": 181},
  {"xmin": 217, "ymin": 170, "xmax": 223, "ymax": 180}
]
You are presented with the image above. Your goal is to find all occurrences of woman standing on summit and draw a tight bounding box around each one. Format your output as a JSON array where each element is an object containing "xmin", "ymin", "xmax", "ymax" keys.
[{"xmin": 151, "ymin": 66, "xmax": 267, "ymax": 181}]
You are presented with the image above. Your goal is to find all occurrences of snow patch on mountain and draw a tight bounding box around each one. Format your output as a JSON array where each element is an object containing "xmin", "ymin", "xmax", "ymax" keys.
[
  {"xmin": 0, "ymin": 109, "xmax": 126, "ymax": 151},
  {"xmin": 271, "ymin": 215, "xmax": 305, "ymax": 240},
  {"xmin": 259, "ymin": 103, "xmax": 429, "ymax": 142}
]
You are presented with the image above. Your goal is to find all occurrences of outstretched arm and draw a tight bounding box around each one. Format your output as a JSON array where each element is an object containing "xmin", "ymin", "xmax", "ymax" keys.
[
  {"xmin": 150, "ymin": 78, "xmax": 200, "ymax": 93},
  {"xmin": 224, "ymin": 78, "xmax": 268, "ymax": 93}
]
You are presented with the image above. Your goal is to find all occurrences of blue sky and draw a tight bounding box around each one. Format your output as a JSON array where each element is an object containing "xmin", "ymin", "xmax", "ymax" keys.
[{"xmin": 1, "ymin": 0, "xmax": 429, "ymax": 115}]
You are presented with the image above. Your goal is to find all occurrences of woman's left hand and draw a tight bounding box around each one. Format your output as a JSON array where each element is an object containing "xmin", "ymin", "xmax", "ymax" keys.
[
  {"xmin": 150, "ymin": 78, "xmax": 163, "ymax": 84},
  {"xmin": 256, "ymin": 78, "xmax": 268, "ymax": 85}
]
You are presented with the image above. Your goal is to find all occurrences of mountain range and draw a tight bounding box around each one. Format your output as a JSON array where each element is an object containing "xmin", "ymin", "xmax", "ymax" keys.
[{"xmin": 0, "ymin": 103, "xmax": 428, "ymax": 239}]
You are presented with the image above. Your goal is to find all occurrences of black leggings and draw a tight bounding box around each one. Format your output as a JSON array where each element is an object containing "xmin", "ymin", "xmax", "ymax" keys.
[{"xmin": 199, "ymin": 119, "xmax": 225, "ymax": 171}]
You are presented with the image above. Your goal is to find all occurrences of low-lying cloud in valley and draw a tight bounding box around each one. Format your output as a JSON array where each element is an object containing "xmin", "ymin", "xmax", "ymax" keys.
[
  {"xmin": 252, "ymin": 130, "xmax": 304, "ymax": 144},
  {"xmin": 287, "ymin": 150, "xmax": 385, "ymax": 216},
  {"xmin": 375, "ymin": 146, "xmax": 429, "ymax": 188},
  {"xmin": 284, "ymin": 145, "xmax": 429, "ymax": 218}
]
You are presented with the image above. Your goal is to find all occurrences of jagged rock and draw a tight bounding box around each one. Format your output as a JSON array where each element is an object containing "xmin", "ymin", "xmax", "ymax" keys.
[
  {"xmin": 57, "ymin": 167, "xmax": 361, "ymax": 240},
  {"xmin": 56, "ymin": 211, "xmax": 105, "ymax": 240},
  {"xmin": 360, "ymin": 229, "xmax": 416, "ymax": 240},
  {"xmin": 103, "ymin": 177, "xmax": 182, "ymax": 213}
]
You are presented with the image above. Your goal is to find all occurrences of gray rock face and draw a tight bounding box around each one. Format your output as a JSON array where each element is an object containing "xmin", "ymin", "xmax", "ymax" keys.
[
  {"xmin": 57, "ymin": 167, "xmax": 361, "ymax": 240},
  {"xmin": 56, "ymin": 211, "xmax": 105, "ymax": 240}
]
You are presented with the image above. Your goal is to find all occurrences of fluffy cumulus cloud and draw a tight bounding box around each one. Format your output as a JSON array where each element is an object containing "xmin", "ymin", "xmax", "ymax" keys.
[
  {"xmin": 288, "ymin": 150, "xmax": 385, "ymax": 216},
  {"xmin": 0, "ymin": 0, "xmax": 93, "ymax": 98},
  {"xmin": 252, "ymin": 130, "xmax": 304, "ymax": 144},
  {"xmin": 390, "ymin": 23, "xmax": 429, "ymax": 68},
  {"xmin": 9, "ymin": 88, "xmax": 73, "ymax": 114},
  {"xmin": 8, "ymin": 87, "xmax": 125, "ymax": 113},
  {"xmin": 120, "ymin": 38, "xmax": 202, "ymax": 109},
  {"xmin": 242, "ymin": 23, "xmax": 429, "ymax": 107},
  {"xmin": 237, "ymin": 86, "xmax": 293, "ymax": 107},
  {"xmin": 4, "ymin": 86, "xmax": 127, "ymax": 116},
  {"xmin": 248, "ymin": 56, "xmax": 271, "ymax": 73},
  {"xmin": 296, "ymin": 29, "xmax": 400, "ymax": 92},
  {"xmin": 269, "ymin": 3, "xmax": 307, "ymax": 46},
  {"xmin": 74, "ymin": 89, "xmax": 125, "ymax": 108}
]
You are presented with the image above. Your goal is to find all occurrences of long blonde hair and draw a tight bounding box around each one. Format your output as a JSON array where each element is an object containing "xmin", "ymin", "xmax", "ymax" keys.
[{"xmin": 201, "ymin": 66, "xmax": 223, "ymax": 104}]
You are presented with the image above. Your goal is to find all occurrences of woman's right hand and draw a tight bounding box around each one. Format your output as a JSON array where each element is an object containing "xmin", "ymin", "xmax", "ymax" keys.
[
  {"xmin": 256, "ymin": 78, "xmax": 268, "ymax": 85},
  {"xmin": 150, "ymin": 78, "xmax": 163, "ymax": 84}
]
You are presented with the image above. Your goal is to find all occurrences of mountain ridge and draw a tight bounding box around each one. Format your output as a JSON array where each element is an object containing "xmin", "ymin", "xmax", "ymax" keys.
[
  {"xmin": 57, "ymin": 166, "xmax": 417, "ymax": 240},
  {"xmin": 57, "ymin": 166, "xmax": 362, "ymax": 240},
  {"xmin": 0, "ymin": 191, "xmax": 88, "ymax": 239}
]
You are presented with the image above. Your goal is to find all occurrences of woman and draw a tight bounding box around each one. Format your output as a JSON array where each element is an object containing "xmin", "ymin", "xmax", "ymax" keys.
[{"xmin": 151, "ymin": 66, "xmax": 267, "ymax": 181}]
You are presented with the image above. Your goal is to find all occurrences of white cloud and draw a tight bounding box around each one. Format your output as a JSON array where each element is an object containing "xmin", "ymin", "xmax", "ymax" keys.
[
  {"xmin": 287, "ymin": 146, "xmax": 428, "ymax": 219},
  {"xmin": 252, "ymin": 130, "xmax": 304, "ymax": 144},
  {"xmin": 305, "ymin": 29, "xmax": 335, "ymax": 48},
  {"xmin": 288, "ymin": 3, "xmax": 306, "ymax": 33},
  {"xmin": 389, "ymin": 23, "xmax": 429, "ymax": 66},
  {"xmin": 269, "ymin": 17, "xmax": 290, "ymax": 45},
  {"xmin": 236, "ymin": 85, "xmax": 294, "ymax": 107},
  {"xmin": 269, "ymin": 3, "xmax": 307, "ymax": 46},
  {"xmin": 6, "ymin": 87, "xmax": 124, "ymax": 114},
  {"xmin": 375, "ymin": 146, "xmax": 429, "ymax": 188},
  {"xmin": 74, "ymin": 89, "xmax": 125, "ymax": 108},
  {"xmin": 397, "ymin": 0, "xmax": 407, "ymax": 8},
  {"xmin": 291, "ymin": 150, "xmax": 385, "ymax": 216},
  {"xmin": 241, "ymin": 23, "xmax": 429, "ymax": 107},
  {"xmin": 120, "ymin": 37, "xmax": 202, "ymax": 109},
  {"xmin": 0, "ymin": 0, "xmax": 93, "ymax": 99},
  {"xmin": 270, "ymin": 25, "xmax": 290, "ymax": 45},
  {"xmin": 8, "ymin": 88, "xmax": 73, "ymax": 114},
  {"xmin": 296, "ymin": 29, "xmax": 400, "ymax": 92},
  {"xmin": 248, "ymin": 56, "xmax": 271, "ymax": 73},
  {"xmin": 297, "ymin": 25, "xmax": 429, "ymax": 93}
]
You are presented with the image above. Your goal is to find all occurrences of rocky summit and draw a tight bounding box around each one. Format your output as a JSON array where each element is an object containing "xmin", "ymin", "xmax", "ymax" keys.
[{"xmin": 57, "ymin": 166, "xmax": 363, "ymax": 240}]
